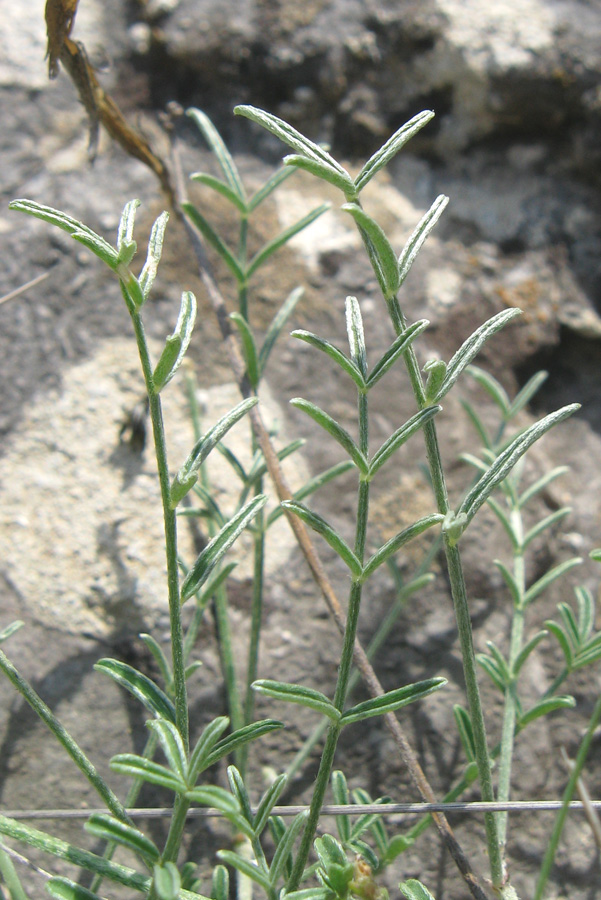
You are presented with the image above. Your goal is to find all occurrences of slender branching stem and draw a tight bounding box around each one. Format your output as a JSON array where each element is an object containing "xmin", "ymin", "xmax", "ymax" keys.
[
  {"xmin": 497, "ymin": 509, "xmax": 526, "ymax": 851},
  {"xmin": 288, "ymin": 380, "xmax": 370, "ymax": 891},
  {"xmin": 125, "ymin": 291, "xmax": 189, "ymax": 752},
  {"xmin": 357, "ymin": 239, "xmax": 504, "ymax": 887}
]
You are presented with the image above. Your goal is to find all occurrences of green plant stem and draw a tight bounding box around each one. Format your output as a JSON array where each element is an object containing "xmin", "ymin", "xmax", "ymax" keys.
[
  {"xmin": 496, "ymin": 511, "xmax": 526, "ymax": 852},
  {"xmin": 287, "ymin": 390, "xmax": 371, "ymax": 891},
  {"xmin": 534, "ymin": 688, "xmax": 601, "ymax": 900},
  {"xmin": 379, "ymin": 281, "xmax": 503, "ymax": 887},
  {"xmin": 241, "ymin": 485, "xmax": 265, "ymax": 775},
  {"xmin": 0, "ymin": 649, "xmax": 129, "ymax": 824},
  {"xmin": 124, "ymin": 283, "xmax": 189, "ymax": 751}
]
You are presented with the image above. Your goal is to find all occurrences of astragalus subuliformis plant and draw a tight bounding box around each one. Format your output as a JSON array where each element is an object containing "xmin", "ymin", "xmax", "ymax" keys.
[
  {"xmin": 231, "ymin": 104, "xmax": 581, "ymax": 899},
  {"xmin": 2, "ymin": 99, "xmax": 586, "ymax": 900}
]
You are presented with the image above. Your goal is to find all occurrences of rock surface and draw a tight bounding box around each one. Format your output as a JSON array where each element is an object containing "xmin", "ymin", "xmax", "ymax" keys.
[{"xmin": 1, "ymin": 1, "xmax": 601, "ymax": 898}]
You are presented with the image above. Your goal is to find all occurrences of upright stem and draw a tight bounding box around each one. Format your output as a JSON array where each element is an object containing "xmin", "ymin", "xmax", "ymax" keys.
[
  {"xmin": 496, "ymin": 505, "xmax": 526, "ymax": 852},
  {"xmin": 124, "ymin": 284, "xmax": 189, "ymax": 751},
  {"xmin": 378, "ymin": 287, "xmax": 503, "ymax": 886},
  {"xmin": 288, "ymin": 389, "xmax": 370, "ymax": 891}
]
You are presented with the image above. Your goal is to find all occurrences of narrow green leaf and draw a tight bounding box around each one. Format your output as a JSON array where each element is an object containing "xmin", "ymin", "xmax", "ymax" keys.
[
  {"xmin": 574, "ymin": 642, "xmax": 601, "ymax": 668},
  {"xmin": 575, "ymin": 586, "xmax": 595, "ymax": 641},
  {"xmin": 182, "ymin": 202, "xmax": 245, "ymax": 283},
  {"xmin": 523, "ymin": 508, "xmax": 571, "ymax": 550},
  {"xmin": 281, "ymin": 500, "xmax": 363, "ymax": 578},
  {"xmin": 494, "ymin": 560, "xmax": 521, "ymax": 606},
  {"xmin": 558, "ymin": 601, "xmax": 581, "ymax": 648},
  {"xmin": 230, "ymin": 312, "xmax": 259, "ymax": 389},
  {"xmin": 211, "ymin": 865, "xmax": 230, "ymax": 900},
  {"xmin": 397, "ymin": 195, "xmax": 448, "ymax": 286},
  {"xmin": 361, "ymin": 515, "xmax": 444, "ymax": 580},
  {"xmin": 266, "ymin": 461, "xmax": 353, "ymax": 527},
  {"xmin": 153, "ymin": 291, "xmax": 197, "ymax": 391},
  {"xmin": 369, "ymin": 407, "xmax": 441, "ymax": 478},
  {"xmin": 258, "ymin": 286, "xmax": 304, "ymax": 377},
  {"xmin": 400, "ymin": 878, "xmax": 437, "ymax": 900},
  {"xmin": 185, "ymin": 785, "xmax": 240, "ymax": 816},
  {"xmin": 171, "ymin": 398, "xmax": 258, "ymax": 506},
  {"xmin": 460, "ymin": 399, "xmax": 493, "ymax": 450},
  {"xmin": 508, "ymin": 370, "xmax": 548, "ymax": 417},
  {"xmin": 110, "ymin": 754, "xmax": 186, "ymax": 793},
  {"xmin": 544, "ymin": 620, "xmax": 573, "ymax": 667},
  {"xmin": 116, "ymin": 199, "xmax": 139, "ymax": 265},
  {"xmin": 252, "ymin": 679, "xmax": 340, "ymax": 721},
  {"xmin": 227, "ymin": 766, "xmax": 253, "ymax": 823},
  {"xmin": 153, "ymin": 862, "xmax": 181, "ymax": 900},
  {"xmin": 216, "ymin": 851, "xmax": 271, "ymax": 892},
  {"xmin": 518, "ymin": 466, "xmax": 569, "ymax": 508},
  {"xmin": 432, "ymin": 310, "xmax": 522, "ymax": 402},
  {"xmin": 476, "ymin": 655, "xmax": 506, "ymax": 692},
  {"xmin": 147, "ymin": 719, "xmax": 188, "ymax": 780},
  {"xmin": 188, "ymin": 716, "xmax": 230, "ymax": 784},
  {"xmin": 341, "ymin": 678, "xmax": 446, "ymax": 725},
  {"xmin": 485, "ymin": 641, "xmax": 511, "ymax": 683},
  {"xmin": 348, "ymin": 839, "xmax": 379, "ymax": 871},
  {"xmin": 345, "ymin": 296, "xmax": 367, "ymax": 376},
  {"xmin": 524, "ymin": 557, "xmax": 582, "ymax": 606},
  {"xmin": 247, "ymin": 204, "xmax": 330, "ymax": 278},
  {"xmin": 354, "ymin": 111, "xmax": 435, "ymax": 192},
  {"xmin": 315, "ymin": 834, "xmax": 347, "ymax": 868},
  {"xmin": 94, "ymin": 659, "xmax": 176, "ymax": 723},
  {"xmin": 9, "ymin": 200, "xmax": 119, "ymax": 269},
  {"xmin": 384, "ymin": 834, "xmax": 414, "ymax": 863},
  {"xmin": 187, "ymin": 108, "xmax": 246, "ymax": 202},
  {"xmin": 0, "ymin": 620, "xmax": 24, "ymax": 643},
  {"xmin": 248, "ymin": 165, "xmax": 296, "ymax": 211},
  {"xmin": 284, "ymin": 889, "xmax": 330, "ymax": 900},
  {"xmin": 139, "ymin": 633, "xmax": 172, "ymax": 688},
  {"xmin": 189, "ymin": 173, "xmax": 248, "ymax": 214},
  {"xmin": 423, "ymin": 359, "xmax": 447, "ymax": 403},
  {"xmin": 291, "ymin": 332, "xmax": 366, "ymax": 391},
  {"xmin": 518, "ymin": 696, "xmax": 576, "ymax": 729},
  {"xmin": 456, "ymin": 405, "xmax": 580, "ymax": 528},
  {"xmin": 283, "ymin": 154, "xmax": 355, "ymax": 193},
  {"xmin": 270, "ymin": 812, "xmax": 308, "ymax": 883},
  {"xmin": 245, "ymin": 439, "xmax": 306, "ymax": 495},
  {"xmin": 46, "ymin": 877, "xmax": 104, "ymax": 900},
  {"xmin": 513, "ymin": 630, "xmax": 548, "ymax": 676},
  {"xmin": 466, "ymin": 365, "xmax": 511, "ymax": 416},
  {"xmin": 453, "ymin": 705, "xmax": 476, "ymax": 762},
  {"xmin": 234, "ymin": 105, "xmax": 350, "ymax": 179},
  {"xmin": 331, "ymin": 770, "xmax": 351, "ymax": 843},
  {"xmin": 342, "ymin": 203, "xmax": 400, "ymax": 299},
  {"xmin": 366, "ymin": 319, "xmax": 429, "ymax": 387},
  {"xmin": 487, "ymin": 498, "xmax": 520, "ymax": 550},
  {"xmin": 253, "ymin": 773, "xmax": 288, "ymax": 834},
  {"xmin": 85, "ymin": 814, "xmax": 159, "ymax": 863},
  {"xmin": 181, "ymin": 495, "xmax": 267, "ymax": 600},
  {"xmin": 204, "ymin": 719, "xmax": 283, "ymax": 769},
  {"xmin": 290, "ymin": 398, "xmax": 368, "ymax": 474},
  {"xmin": 138, "ymin": 211, "xmax": 169, "ymax": 301}
]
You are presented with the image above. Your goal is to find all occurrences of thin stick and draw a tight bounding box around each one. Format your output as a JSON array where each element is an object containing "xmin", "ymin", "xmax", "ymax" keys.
[
  {"xmin": 0, "ymin": 271, "xmax": 51, "ymax": 306},
  {"xmin": 4, "ymin": 800, "xmax": 601, "ymax": 820}
]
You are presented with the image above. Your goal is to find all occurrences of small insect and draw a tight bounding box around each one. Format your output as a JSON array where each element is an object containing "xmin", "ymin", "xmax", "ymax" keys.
[{"xmin": 119, "ymin": 397, "xmax": 149, "ymax": 455}]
